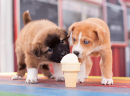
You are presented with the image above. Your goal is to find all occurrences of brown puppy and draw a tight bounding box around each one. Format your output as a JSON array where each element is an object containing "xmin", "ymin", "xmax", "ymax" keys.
[
  {"xmin": 68, "ymin": 18, "xmax": 113, "ymax": 85},
  {"xmin": 12, "ymin": 11, "xmax": 70, "ymax": 83}
]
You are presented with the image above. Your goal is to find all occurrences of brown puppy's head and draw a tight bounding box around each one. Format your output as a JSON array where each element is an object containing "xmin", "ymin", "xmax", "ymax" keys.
[
  {"xmin": 68, "ymin": 21, "xmax": 106, "ymax": 58},
  {"xmin": 32, "ymin": 27, "xmax": 70, "ymax": 63},
  {"xmin": 22, "ymin": 11, "xmax": 70, "ymax": 63}
]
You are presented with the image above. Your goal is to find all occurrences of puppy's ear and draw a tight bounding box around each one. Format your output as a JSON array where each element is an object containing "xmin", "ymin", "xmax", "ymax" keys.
[
  {"xmin": 67, "ymin": 23, "xmax": 77, "ymax": 38},
  {"xmin": 23, "ymin": 10, "xmax": 31, "ymax": 25},
  {"xmin": 32, "ymin": 44, "xmax": 42, "ymax": 57},
  {"xmin": 94, "ymin": 26, "xmax": 106, "ymax": 43}
]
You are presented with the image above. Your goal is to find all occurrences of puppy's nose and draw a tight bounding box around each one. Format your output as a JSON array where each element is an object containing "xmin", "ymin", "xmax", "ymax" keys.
[{"xmin": 73, "ymin": 51, "xmax": 79, "ymax": 56}]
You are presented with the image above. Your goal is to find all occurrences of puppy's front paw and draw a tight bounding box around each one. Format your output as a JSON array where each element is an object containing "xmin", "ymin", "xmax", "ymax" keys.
[
  {"xmin": 55, "ymin": 76, "xmax": 65, "ymax": 82},
  {"xmin": 48, "ymin": 75, "xmax": 55, "ymax": 79},
  {"xmin": 101, "ymin": 77, "xmax": 113, "ymax": 85},
  {"xmin": 26, "ymin": 68, "xmax": 38, "ymax": 84},
  {"xmin": 26, "ymin": 78, "xmax": 38, "ymax": 84},
  {"xmin": 12, "ymin": 75, "xmax": 22, "ymax": 80},
  {"xmin": 77, "ymin": 75, "xmax": 85, "ymax": 83},
  {"xmin": 85, "ymin": 75, "xmax": 88, "ymax": 79}
]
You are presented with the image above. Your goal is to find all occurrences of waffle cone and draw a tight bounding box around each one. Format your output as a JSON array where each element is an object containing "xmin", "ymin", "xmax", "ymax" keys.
[
  {"xmin": 64, "ymin": 71, "xmax": 78, "ymax": 87},
  {"xmin": 61, "ymin": 63, "xmax": 80, "ymax": 87}
]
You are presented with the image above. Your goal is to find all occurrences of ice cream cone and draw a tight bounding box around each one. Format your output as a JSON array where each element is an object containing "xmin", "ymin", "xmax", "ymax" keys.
[
  {"xmin": 61, "ymin": 53, "xmax": 80, "ymax": 88},
  {"xmin": 64, "ymin": 71, "xmax": 78, "ymax": 87},
  {"xmin": 62, "ymin": 63, "xmax": 80, "ymax": 87}
]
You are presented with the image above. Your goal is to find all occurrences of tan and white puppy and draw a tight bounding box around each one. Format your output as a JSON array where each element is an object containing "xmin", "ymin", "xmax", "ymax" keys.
[
  {"xmin": 68, "ymin": 18, "xmax": 113, "ymax": 85},
  {"xmin": 12, "ymin": 11, "xmax": 70, "ymax": 83}
]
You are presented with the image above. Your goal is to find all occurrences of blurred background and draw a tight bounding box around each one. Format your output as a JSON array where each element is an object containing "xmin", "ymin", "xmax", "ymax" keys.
[{"xmin": 0, "ymin": 0, "xmax": 130, "ymax": 77}]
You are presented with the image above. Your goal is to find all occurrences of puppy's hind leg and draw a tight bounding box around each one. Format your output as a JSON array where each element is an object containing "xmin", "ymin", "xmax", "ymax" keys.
[
  {"xmin": 12, "ymin": 52, "xmax": 26, "ymax": 80},
  {"xmin": 40, "ymin": 64, "xmax": 54, "ymax": 79}
]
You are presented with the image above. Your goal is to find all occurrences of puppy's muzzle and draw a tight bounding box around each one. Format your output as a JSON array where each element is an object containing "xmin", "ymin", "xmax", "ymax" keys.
[
  {"xmin": 61, "ymin": 51, "xmax": 66, "ymax": 56},
  {"xmin": 61, "ymin": 50, "xmax": 69, "ymax": 57}
]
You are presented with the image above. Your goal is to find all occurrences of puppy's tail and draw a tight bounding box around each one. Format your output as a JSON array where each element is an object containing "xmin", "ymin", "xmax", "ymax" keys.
[{"xmin": 23, "ymin": 10, "xmax": 31, "ymax": 25}]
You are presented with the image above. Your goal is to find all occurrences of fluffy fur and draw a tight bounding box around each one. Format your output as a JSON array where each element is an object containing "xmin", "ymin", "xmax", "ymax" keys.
[
  {"xmin": 12, "ymin": 11, "xmax": 70, "ymax": 83},
  {"xmin": 68, "ymin": 18, "xmax": 113, "ymax": 85}
]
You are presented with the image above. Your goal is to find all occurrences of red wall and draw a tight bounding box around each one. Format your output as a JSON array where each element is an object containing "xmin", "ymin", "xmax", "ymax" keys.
[
  {"xmin": 112, "ymin": 47, "xmax": 126, "ymax": 77},
  {"xmin": 89, "ymin": 47, "xmax": 126, "ymax": 77}
]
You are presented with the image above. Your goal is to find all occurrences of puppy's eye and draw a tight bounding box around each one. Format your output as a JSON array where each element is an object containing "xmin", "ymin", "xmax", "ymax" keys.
[
  {"xmin": 48, "ymin": 48, "xmax": 53, "ymax": 52},
  {"xmin": 60, "ymin": 40, "xmax": 64, "ymax": 43},
  {"xmin": 84, "ymin": 40, "xmax": 89, "ymax": 44},
  {"xmin": 73, "ymin": 38, "xmax": 76, "ymax": 42}
]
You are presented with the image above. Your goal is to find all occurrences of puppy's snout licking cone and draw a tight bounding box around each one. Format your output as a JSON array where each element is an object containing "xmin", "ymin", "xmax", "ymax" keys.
[{"xmin": 61, "ymin": 53, "xmax": 80, "ymax": 87}]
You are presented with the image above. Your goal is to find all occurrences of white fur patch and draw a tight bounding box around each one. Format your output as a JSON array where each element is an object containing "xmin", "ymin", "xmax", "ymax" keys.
[
  {"xmin": 53, "ymin": 63, "xmax": 64, "ymax": 81},
  {"xmin": 101, "ymin": 77, "xmax": 113, "ymax": 85},
  {"xmin": 77, "ymin": 60, "xmax": 86, "ymax": 83},
  {"xmin": 26, "ymin": 68, "xmax": 38, "ymax": 84},
  {"xmin": 77, "ymin": 32, "xmax": 82, "ymax": 48},
  {"xmin": 26, "ymin": 10, "xmax": 29, "ymax": 13},
  {"xmin": 12, "ymin": 75, "xmax": 22, "ymax": 80},
  {"xmin": 86, "ymin": 45, "xmax": 103, "ymax": 56},
  {"xmin": 69, "ymin": 32, "xmax": 73, "ymax": 46},
  {"xmin": 92, "ymin": 46, "xmax": 101, "ymax": 52},
  {"xmin": 72, "ymin": 32, "xmax": 83, "ymax": 57}
]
